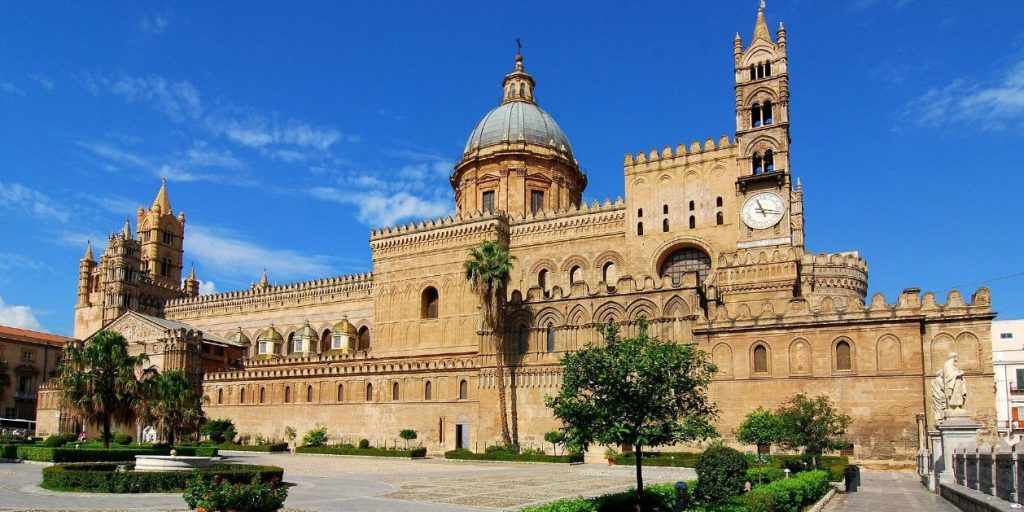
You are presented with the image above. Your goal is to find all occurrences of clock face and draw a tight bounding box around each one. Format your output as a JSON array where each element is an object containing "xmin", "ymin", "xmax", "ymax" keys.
[{"xmin": 741, "ymin": 192, "xmax": 786, "ymax": 230}]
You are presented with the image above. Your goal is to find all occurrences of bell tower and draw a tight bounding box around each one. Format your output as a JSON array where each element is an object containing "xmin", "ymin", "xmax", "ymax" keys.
[
  {"xmin": 138, "ymin": 178, "xmax": 186, "ymax": 290},
  {"xmin": 732, "ymin": 1, "xmax": 803, "ymax": 249}
]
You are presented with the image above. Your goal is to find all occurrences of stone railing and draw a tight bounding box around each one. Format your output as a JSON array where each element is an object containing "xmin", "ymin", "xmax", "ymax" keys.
[{"xmin": 950, "ymin": 441, "xmax": 1023, "ymax": 505}]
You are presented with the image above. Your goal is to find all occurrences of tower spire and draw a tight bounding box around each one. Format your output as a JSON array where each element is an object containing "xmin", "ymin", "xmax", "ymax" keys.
[
  {"xmin": 83, "ymin": 240, "xmax": 94, "ymax": 261},
  {"xmin": 152, "ymin": 176, "xmax": 172, "ymax": 214},
  {"xmin": 753, "ymin": 0, "xmax": 772, "ymax": 42},
  {"xmin": 501, "ymin": 41, "xmax": 537, "ymax": 105},
  {"xmin": 121, "ymin": 217, "xmax": 133, "ymax": 239}
]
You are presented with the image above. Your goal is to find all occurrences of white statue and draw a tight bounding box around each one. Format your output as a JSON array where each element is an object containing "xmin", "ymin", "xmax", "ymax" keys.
[
  {"xmin": 143, "ymin": 426, "xmax": 157, "ymax": 444},
  {"xmin": 931, "ymin": 352, "xmax": 968, "ymax": 423}
]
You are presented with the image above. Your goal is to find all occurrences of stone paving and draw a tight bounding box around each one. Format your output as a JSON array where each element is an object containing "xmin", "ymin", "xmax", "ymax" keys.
[
  {"xmin": 0, "ymin": 452, "xmax": 696, "ymax": 511},
  {"xmin": 823, "ymin": 470, "xmax": 959, "ymax": 512}
]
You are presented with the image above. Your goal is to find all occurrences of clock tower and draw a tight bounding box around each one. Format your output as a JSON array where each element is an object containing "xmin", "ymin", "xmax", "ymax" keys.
[{"xmin": 733, "ymin": 2, "xmax": 803, "ymax": 251}]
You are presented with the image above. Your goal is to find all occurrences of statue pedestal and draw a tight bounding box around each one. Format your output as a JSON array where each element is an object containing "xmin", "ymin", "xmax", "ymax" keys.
[{"xmin": 934, "ymin": 413, "xmax": 982, "ymax": 485}]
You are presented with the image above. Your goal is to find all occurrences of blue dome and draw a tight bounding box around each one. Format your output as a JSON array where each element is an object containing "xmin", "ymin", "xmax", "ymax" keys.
[{"xmin": 464, "ymin": 101, "xmax": 574, "ymax": 158}]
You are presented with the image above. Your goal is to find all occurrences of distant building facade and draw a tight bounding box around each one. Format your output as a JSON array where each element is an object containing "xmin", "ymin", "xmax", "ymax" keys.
[
  {"xmin": 992, "ymin": 319, "xmax": 1024, "ymax": 443},
  {"xmin": 0, "ymin": 325, "xmax": 69, "ymax": 425},
  {"xmin": 38, "ymin": 5, "xmax": 996, "ymax": 465}
]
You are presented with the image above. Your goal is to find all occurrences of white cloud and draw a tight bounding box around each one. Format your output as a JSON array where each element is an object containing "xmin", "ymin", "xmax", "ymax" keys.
[
  {"xmin": 0, "ymin": 254, "xmax": 44, "ymax": 272},
  {"xmin": 76, "ymin": 139, "xmax": 245, "ymax": 184},
  {"xmin": 55, "ymin": 231, "xmax": 106, "ymax": 249},
  {"xmin": 29, "ymin": 73, "xmax": 55, "ymax": 90},
  {"xmin": 187, "ymin": 225, "xmax": 335, "ymax": 281},
  {"xmin": 0, "ymin": 181, "xmax": 69, "ymax": 222},
  {"xmin": 96, "ymin": 73, "xmax": 202, "ymax": 122},
  {"xmin": 0, "ymin": 296, "xmax": 42, "ymax": 331},
  {"xmin": 310, "ymin": 187, "xmax": 451, "ymax": 227},
  {"xmin": 198, "ymin": 280, "xmax": 217, "ymax": 295},
  {"xmin": 138, "ymin": 13, "xmax": 172, "ymax": 34},
  {"xmin": 0, "ymin": 81, "xmax": 25, "ymax": 96},
  {"xmin": 904, "ymin": 59, "xmax": 1024, "ymax": 130}
]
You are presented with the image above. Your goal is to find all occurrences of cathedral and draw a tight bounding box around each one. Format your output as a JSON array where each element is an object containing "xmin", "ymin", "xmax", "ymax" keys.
[{"xmin": 38, "ymin": 5, "xmax": 995, "ymax": 465}]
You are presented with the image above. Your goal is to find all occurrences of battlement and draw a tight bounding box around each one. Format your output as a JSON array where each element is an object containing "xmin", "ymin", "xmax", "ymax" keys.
[
  {"xmin": 801, "ymin": 251, "xmax": 868, "ymax": 272},
  {"xmin": 624, "ymin": 135, "xmax": 735, "ymax": 170},
  {"xmin": 163, "ymin": 272, "xmax": 373, "ymax": 315}
]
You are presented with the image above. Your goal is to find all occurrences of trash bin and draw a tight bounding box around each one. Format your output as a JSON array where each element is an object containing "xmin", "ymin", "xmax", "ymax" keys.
[
  {"xmin": 844, "ymin": 464, "xmax": 860, "ymax": 492},
  {"xmin": 674, "ymin": 481, "xmax": 689, "ymax": 511}
]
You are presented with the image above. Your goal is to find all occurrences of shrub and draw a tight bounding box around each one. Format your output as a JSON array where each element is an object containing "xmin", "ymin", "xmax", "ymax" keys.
[
  {"xmin": 747, "ymin": 466, "xmax": 785, "ymax": 485},
  {"xmin": 112, "ymin": 432, "xmax": 132, "ymax": 445},
  {"xmin": 743, "ymin": 470, "xmax": 830, "ymax": 512},
  {"xmin": 1, "ymin": 444, "xmax": 18, "ymax": 459},
  {"xmin": 41, "ymin": 433, "xmax": 77, "ymax": 447},
  {"xmin": 41, "ymin": 463, "xmax": 284, "ymax": 493},
  {"xmin": 295, "ymin": 445, "xmax": 427, "ymax": 458},
  {"xmin": 302, "ymin": 426, "xmax": 329, "ymax": 448},
  {"xmin": 201, "ymin": 419, "xmax": 237, "ymax": 444},
  {"xmin": 283, "ymin": 426, "xmax": 296, "ymax": 442},
  {"xmin": 445, "ymin": 449, "xmax": 583, "ymax": 464},
  {"xmin": 485, "ymin": 444, "xmax": 520, "ymax": 455},
  {"xmin": 695, "ymin": 445, "xmax": 749, "ymax": 503},
  {"xmin": 16, "ymin": 445, "xmax": 171, "ymax": 463},
  {"xmin": 358, "ymin": 438, "xmax": 370, "ymax": 449},
  {"xmin": 183, "ymin": 475, "xmax": 288, "ymax": 512},
  {"xmin": 614, "ymin": 451, "xmax": 701, "ymax": 468},
  {"xmin": 216, "ymin": 442, "xmax": 289, "ymax": 453},
  {"xmin": 521, "ymin": 482, "xmax": 680, "ymax": 512}
]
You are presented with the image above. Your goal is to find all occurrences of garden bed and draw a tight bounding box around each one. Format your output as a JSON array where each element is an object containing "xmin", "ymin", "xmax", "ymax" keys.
[
  {"xmin": 295, "ymin": 445, "xmax": 427, "ymax": 458},
  {"xmin": 215, "ymin": 442, "xmax": 289, "ymax": 453},
  {"xmin": 613, "ymin": 451, "xmax": 848, "ymax": 481},
  {"xmin": 444, "ymin": 448, "xmax": 583, "ymax": 464},
  {"xmin": 41, "ymin": 462, "xmax": 284, "ymax": 493}
]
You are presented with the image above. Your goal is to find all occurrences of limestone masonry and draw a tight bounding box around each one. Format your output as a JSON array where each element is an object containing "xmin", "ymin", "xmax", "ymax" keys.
[{"xmin": 38, "ymin": 4, "xmax": 996, "ymax": 465}]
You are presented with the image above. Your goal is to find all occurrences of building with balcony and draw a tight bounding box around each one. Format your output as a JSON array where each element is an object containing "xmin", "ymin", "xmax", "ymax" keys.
[
  {"xmin": 0, "ymin": 325, "xmax": 70, "ymax": 426},
  {"xmin": 993, "ymin": 319, "xmax": 1024, "ymax": 443}
]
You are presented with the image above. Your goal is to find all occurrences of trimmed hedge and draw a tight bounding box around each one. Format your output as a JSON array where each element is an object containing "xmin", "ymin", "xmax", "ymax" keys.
[
  {"xmin": 41, "ymin": 462, "xmax": 284, "ymax": 493},
  {"xmin": 216, "ymin": 442, "xmax": 289, "ymax": 453},
  {"xmin": 743, "ymin": 470, "xmax": 831, "ymax": 512},
  {"xmin": 1, "ymin": 444, "xmax": 18, "ymax": 459},
  {"xmin": 444, "ymin": 448, "xmax": 583, "ymax": 464},
  {"xmin": 296, "ymin": 445, "xmax": 427, "ymax": 458},
  {"xmin": 522, "ymin": 482, "xmax": 681, "ymax": 512},
  {"xmin": 614, "ymin": 451, "xmax": 701, "ymax": 468},
  {"xmin": 16, "ymin": 446, "xmax": 170, "ymax": 463},
  {"xmin": 747, "ymin": 466, "xmax": 785, "ymax": 485}
]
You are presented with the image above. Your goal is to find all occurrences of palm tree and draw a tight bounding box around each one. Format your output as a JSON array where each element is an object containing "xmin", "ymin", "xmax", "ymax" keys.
[
  {"xmin": 464, "ymin": 240, "xmax": 516, "ymax": 446},
  {"xmin": 140, "ymin": 370, "xmax": 207, "ymax": 445},
  {"xmin": 56, "ymin": 330, "xmax": 149, "ymax": 449}
]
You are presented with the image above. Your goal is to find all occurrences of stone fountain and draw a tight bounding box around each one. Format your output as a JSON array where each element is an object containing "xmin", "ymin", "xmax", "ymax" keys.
[{"xmin": 135, "ymin": 449, "xmax": 213, "ymax": 472}]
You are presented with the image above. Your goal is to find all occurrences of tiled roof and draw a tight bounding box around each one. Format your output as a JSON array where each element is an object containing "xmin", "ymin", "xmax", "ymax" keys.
[{"xmin": 0, "ymin": 325, "xmax": 74, "ymax": 347}]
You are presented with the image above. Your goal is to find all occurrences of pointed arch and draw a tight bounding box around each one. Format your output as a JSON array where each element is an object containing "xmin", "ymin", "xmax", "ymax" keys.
[
  {"xmin": 930, "ymin": 333, "xmax": 954, "ymax": 374},
  {"xmin": 625, "ymin": 298, "xmax": 658, "ymax": 322},
  {"xmin": 955, "ymin": 332, "xmax": 980, "ymax": 371},
  {"xmin": 751, "ymin": 342, "xmax": 771, "ymax": 375},
  {"xmin": 712, "ymin": 343, "xmax": 733, "ymax": 378},
  {"xmin": 567, "ymin": 304, "xmax": 590, "ymax": 326},
  {"xmin": 593, "ymin": 301, "xmax": 626, "ymax": 324},
  {"xmin": 789, "ymin": 338, "xmax": 811, "ymax": 375},
  {"xmin": 877, "ymin": 334, "xmax": 902, "ymax": 372},
  {"xmin": 663, "ymin": 295, "xmax": 691, "ymax": 318},
  {"xmin": 832, "ymin": 337, "xmax": 854, "ymax": 373}
]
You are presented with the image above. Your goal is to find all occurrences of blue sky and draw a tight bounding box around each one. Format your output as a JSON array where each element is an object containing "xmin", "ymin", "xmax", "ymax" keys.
[{"xmin": 1, "ymin": 1, "xmax": 1022, "ymax": 336}]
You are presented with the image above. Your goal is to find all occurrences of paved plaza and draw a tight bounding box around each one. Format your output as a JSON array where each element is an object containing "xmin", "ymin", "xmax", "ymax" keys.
[
  {"xmin": 0, "ymin": 452, "xmax": 696, "ymax": 511},
  {"xmin": 822, "ymin": 470, "xmax": 959, "ymax": 512}
]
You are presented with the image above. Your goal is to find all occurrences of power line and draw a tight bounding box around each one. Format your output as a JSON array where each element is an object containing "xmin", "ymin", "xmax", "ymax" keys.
[{"xmin": 939, "ymin": 271, "xmax": 1024, "ymax": 294}]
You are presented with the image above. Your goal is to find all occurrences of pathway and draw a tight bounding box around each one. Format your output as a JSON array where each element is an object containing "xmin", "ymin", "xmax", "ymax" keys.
[{"xmin": 823, "ymin": 470, "xmax": 959, "ymax": 512}]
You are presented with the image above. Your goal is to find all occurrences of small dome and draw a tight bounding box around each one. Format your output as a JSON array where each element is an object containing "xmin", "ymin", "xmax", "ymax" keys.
[
  {"xmin": 257, "ymin": 325, "xmax": 283, "ymax": 342},
  {"xmin": 332, "ymin": 317, "xmax": 357, "ymax": 335},
  {"xmin": 296, "ymin": 320, "xmax": 318, "ymax": 339},
  {"xmin": 464, "ymin": 101, "xmax": 573, "ymax": 157},
  {"xmin": 229, "ymin": 328, "xmax": 251, "ymax": 346}
]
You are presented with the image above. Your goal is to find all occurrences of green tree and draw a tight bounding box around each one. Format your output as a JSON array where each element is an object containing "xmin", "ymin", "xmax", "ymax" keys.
[
  {"xmin": 139, "ymin": 370, "xmax": 207, "ymax": 445},
  {"xmin": 735, "ymin": 407, "xmax": 785, "ymax": 453},
  {"xmin": 201, "ymin": 419, "xmax": 237, "ymax": 444},
  {"xmin": 55, "ymin": 330, "xmax": 150, "ymax": 449},
  {"xmin": 775, "ymin": 393, "xmax": 852, "ymax": 467},
  {"xmin": 546, "ymin": 319, "xmax": 718, "ymax": 508},
  {"xmin": 544, "ymin": 430, "xmax": 566, "ymax": 455},
  {"xmin": 464, "ymin": 239, "xmax": 517, "ymax": 446},
  {"xmin": 302, "ymin": 425, "xmax": 329, "ymax": 447},
  {"xmin": 399, "ymin": 429, "xmax": 417, "ymax": 449}
]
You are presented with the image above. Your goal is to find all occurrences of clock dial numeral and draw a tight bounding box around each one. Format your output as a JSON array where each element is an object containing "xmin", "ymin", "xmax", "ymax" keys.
[{"xmin": 741, "ymin": 192, "xmax": 785, "ymax": 230}]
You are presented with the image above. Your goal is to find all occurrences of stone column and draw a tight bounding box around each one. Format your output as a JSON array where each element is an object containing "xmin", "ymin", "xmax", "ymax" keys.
[
  {"xmin": 936, "ymin": 413, "xmax": 982, "ymax": 485},
  {"xmin": 995, "ymin": 440, "xmax": 1014, "ymax": 502},
  {"xmin": 978, "ymin": 443, "xmax": 994, "ymax": 495}
]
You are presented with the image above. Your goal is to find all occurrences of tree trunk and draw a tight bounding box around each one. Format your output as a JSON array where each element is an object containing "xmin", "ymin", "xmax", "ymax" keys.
[
  {"xmin": 635, "ymin": 444, "xmax": 644, "ymax": 512},
  {"xmin": 102, "ymin": 416, "xmax": 111, "ymax": 450},
  {"xmin": 494, "ymin": 345, "xmax": 512, "ymax": 446},
  {"xmin": 510, "ymin": 366, "xmax": 520, "ymax": 446}
]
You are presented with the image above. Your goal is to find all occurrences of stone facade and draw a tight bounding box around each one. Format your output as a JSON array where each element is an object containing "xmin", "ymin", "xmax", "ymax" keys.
[
  {"xmin": 42, "ymin": 4, "xmax": 996, "ymax": 464},
  {"xmin": 0, "ymin": 326, "xmax": 69, "ymax": 424}
]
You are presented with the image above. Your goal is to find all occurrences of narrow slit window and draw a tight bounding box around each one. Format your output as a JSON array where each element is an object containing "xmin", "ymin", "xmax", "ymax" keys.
[{"xmin": 689, "ymin": 216, "xmax": 696, "ymax": 229}]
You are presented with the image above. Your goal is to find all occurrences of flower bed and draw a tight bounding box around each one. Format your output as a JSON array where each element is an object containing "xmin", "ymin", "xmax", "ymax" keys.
[
  {"xmin": 216, "ymin": 442, "xmax": 289, "ymax": 453},
  {"xmin": 295, "ymin": 445, "xmax": 427, "ymax": 458},
  {"xmin": 444, "ymin": 448, "xmax": 583, "ymax": 464},
  {"xmin": 41, "ymin": 462, "xmax": 284, "ymax": 493}
]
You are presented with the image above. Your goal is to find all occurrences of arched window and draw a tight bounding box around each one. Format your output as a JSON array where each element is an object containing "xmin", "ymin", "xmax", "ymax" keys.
[
  {"xmin": 538, "ymin": 269, "xmax": 549, "ymax": 290},
  {"xmin": 637, "ymin": 208, "xmax": 643, "ymax": 218},
  {"xmin": 659, "ymin": 247, "xmax": 712, "ymax": 285},
  {"xmin": 637, "ymin": 222, "xmax": 644, "ymax": 236},
  {"xmin": 602, "ymin": 262, "xmax": 618, "ymax": 284},
  {"xmin": 689, "ymin": 216, "xmax": 696, "ymax": 229},
  {"xmin": 764, "ymin": 150, "xmax": 775, "ymax": 172},
  {"xmin": 320, "ymin": 329, "xmax": 332, "ymax": 352},
  {"xmin": 357, "ymin": 326, "xmax": 371, "ymax": 351},
  {"xmin": 519, "ymin": 83, "xmax": 525, "ymax": 98},
  {"xmin": 716, "ymin": 212, "xmax": 724, "ymax": 225},
  {"xmin": 306, "ymin": 385, "xmax": 313, "ymax": 403},
  {"xmin": 424, "ymin": 381, "xmax": 432, "ymax": 400},
  {"xmin": 753, "ymin": 345, "xmax": 769, "ymax": 373},
  {"xmin": 836, "ymin": 340, "xmax": 852, "ymax": 371},
  {"xmin": 518, "ymin": 326, "xmax": 529, "ymax": 354},
  {"xmin": 217, "ymin": 388, "xmax": 223, "ymax": 405},
  {"xmin": 569, "ymin": 266, "xmax": 582, "ymax": 285},
  {"xmin": 337, "ymin": 383, "xmax": 344, "ymax": 402},
  {"xmin": 751, "ymin": 102, "xmax": 762, "ymax": 127},
  {"xmin": 749, "ymin": 65, "xmax": 756, "ymax": 80},
  {"xmin": 663, "ymin": 204, "xmax": 668, "ymax": 214},
  {"xmin": 752, "ymin": 153, "xmax": 764, "ymax": 174},
  {"xmin": 286, "ymin": 332, "xmax": 295, "ymax": 354},
  {"xmin": 765, "ymin": 61, "xmax": 772, "ymax": 76},
  {"xmin": 459, "ymin": 379, "xmax": 468, "ymax": 400},
  {"xmin": 688, "ymin": 200, "xmax": 695, "ymax": 211},
  {"xmin": 511, "ymin": 290, "xmax": 523, "ymax": 303},
  {"xmin": 546, "ymin": 323, "xmax": 555, "ymax": 352},
  {"xmin": 284, "ymin": 386, "xmax": 291, "ymax": 403},
  {"xmin": 259, "ymin": 387, "xmax": 265, "ymax": 404},
  {"xmin": 392, "ymin": 382, "xmax": 400, "ymax": 401},
  {"xmin": 421, "ymin": 287, "xmax": 439, "ymax": 319},
  {"xmin": 663, "ymin": 219, "xmax": 669, "ymax": 232},
  {"xmin": 239, "ymin": 388, "xmax": 245, "ymax": 404},
  {"xmin": 365, "ymin": 383, "xmax": 373, "ymax": 401},
  {"xmin": 762, "ymin": 100, "xmax": 774, "ymax": 125},
  {"xmin": 716, "ymin": 196, "xmax": 723, "ymax": 207}
]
